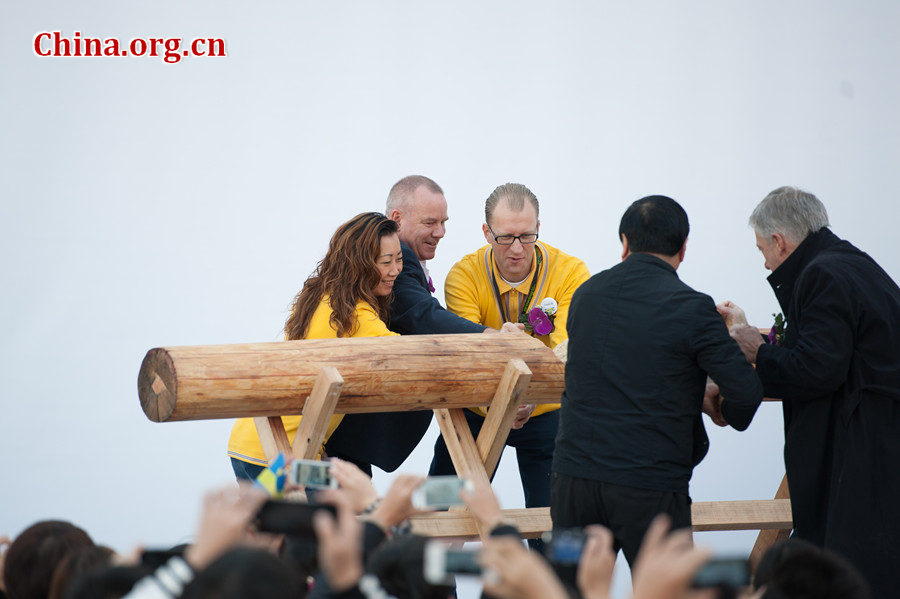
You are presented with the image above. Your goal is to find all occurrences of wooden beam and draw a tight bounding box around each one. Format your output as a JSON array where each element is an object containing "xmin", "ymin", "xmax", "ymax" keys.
[
  {"xmin": 253, "ymin": 416, "xmax": 293, "ymax": 464},
  {"xmin": 408, "ymin": 499, "xmax": 793, "ymax": 541},
  {"xmin": 138, "ymin": 334, "xmax": 564, "ymax": 422},
  {"xmin": 475, "ymin": 359, "xmax": 532, "ymax": 477},
  {"xmin": 291, "ymin": 367, "xmax": 344, "ymax": 460},
  {"xmin": 749, "ymin": 476, "xmax": 792, "ymax": 571}
]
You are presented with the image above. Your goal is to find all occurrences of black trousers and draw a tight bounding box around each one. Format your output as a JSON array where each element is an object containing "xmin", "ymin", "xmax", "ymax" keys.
[{"xmin": 550, "ymin": 472, "xmax": 691, "ymax": 568}]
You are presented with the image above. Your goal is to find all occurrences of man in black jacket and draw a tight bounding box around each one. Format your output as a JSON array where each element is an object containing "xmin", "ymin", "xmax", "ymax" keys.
[
  {"xmin": 727, "ymin": 186, "xmax": 900, "ymax": 598},
  {"xmin": 325, "ymin": 176, "xmax": 520, "ymax": 475},
  {"xmin": 551, "ymin": 195, "xmax": 763, "ymax": 567}
]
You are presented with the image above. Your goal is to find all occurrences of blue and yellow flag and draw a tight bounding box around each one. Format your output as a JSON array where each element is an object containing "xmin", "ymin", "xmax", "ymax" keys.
[{"xmin": 254, "ymin": 453, "xmax": 287, "ymax": 498}]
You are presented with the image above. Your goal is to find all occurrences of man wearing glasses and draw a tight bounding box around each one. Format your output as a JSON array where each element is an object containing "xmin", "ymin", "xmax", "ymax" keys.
[{"xmin": 430, "ymin": 182, "xmax": 589, "ymax": 533}]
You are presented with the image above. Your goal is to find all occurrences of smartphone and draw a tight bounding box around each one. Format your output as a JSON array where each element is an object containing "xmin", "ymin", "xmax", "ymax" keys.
[
  {"xmin": 691, "ymin": 557, "xmax": 750, "ymax": 589},
  {"xmin": 423, "ymin": 540, "xmax": 481, "ymax": 584},
  {"xmin": 411, "ymin": 476, "xmax": 472, "ymax": 509},
  {"xmin": 255, "ymin": 500, "xmax": 337, "ymax": 536},
  {"xmin": 541, "ymin": 529, "xmax": 586, "ymax": 565},
  {"xmin": 140, "ymin": 547, "xmax": 185, "ymax": 570},
  {"xmin": 288, "ymin": 459, "xmax": 337, "ymax": 489}
]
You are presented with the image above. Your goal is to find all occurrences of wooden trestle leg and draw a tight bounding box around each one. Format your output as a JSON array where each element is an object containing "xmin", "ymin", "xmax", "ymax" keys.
[
  {"xmin": 254, "ymin": 366, "xmax": 344, "ymax": 464},
  {"xmin": 434, "ymin": 359, "xmax": 533, "ymax": 538},
  {"xmin": 749, "ymin": 474, "xmax": 792, "ymax": 572}
]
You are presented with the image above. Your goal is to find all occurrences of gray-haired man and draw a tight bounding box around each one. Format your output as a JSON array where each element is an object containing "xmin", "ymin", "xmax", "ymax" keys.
[{"xmin": 723, "ymin": 186, "xmax": 900, "ymax": 598}]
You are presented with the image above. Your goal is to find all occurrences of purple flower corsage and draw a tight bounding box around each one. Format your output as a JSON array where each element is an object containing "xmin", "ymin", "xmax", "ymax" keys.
[
  {"xmin": 520, "ymin": 298, "xmax": 558, "ymax": 336},
  {"xmin": 768, "ymin": 312, "xmax": 785, "ymax": 345}
]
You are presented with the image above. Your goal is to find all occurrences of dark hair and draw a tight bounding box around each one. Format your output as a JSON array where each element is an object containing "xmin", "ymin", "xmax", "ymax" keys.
[
  {"xmin": 618, "ymin": 195, "xmax": 689, "ymax": 256},
  {"xmin": 754, "ymin": 538, "xmax": 818, "ymax": 589},
  {"xmin": 3, "ymin": 520, "xmax": 94, "ymax": 599},
  {"xmin": 366, "ymin": 534, "xmax": 454, "ymax": 599},
  {"xmin": 281, "ymin": 535, "xmax": 318, "ymax": 582},
  {"xmin": 181, "ymin": 548, "xmax": 304, "ymax": 599},
  {"xmin": 757, "ymin": 540, "xmax": 869, "ymax": 599},
  {"xmin": 285, "ymin": 212, "xmax": 399, "ymax": 339},
  {"xmin": 65, "ymin": 565, "xmax": 150, "ymax": 599},
  {"xmin": 48, "ymin": 545, "xmax": 114, "ymax": 599}
]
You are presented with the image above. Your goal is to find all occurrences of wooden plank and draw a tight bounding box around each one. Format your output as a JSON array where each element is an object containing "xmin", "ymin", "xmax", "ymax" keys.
[
  {"xmin": 291, "ymin": 367, "xmax": 344, "ymax": 460},
  {"xmin": 253, "ymin": 416, "xmax": 293, "ymax": 463},
  {"xmin": 692, "ymin": 499, "xmax": 792, "ymax": 531},
  {"xmin": 749, "ymin": 476, "xmax": 792, "ymax": 571},
  {"xmin": 410, "ymin": 508, "xmax": 550, "ymax": 540},
  {"xmin": 476, "ymin": 359, "xmax": 532, "ymax": 477},
  {"xmin": 138, "ymin": 334, "xmax": 564, "ymax": 422},
  {"xmin": 409, "ymin": 499, "xmax": 793, "ymax": 540}
]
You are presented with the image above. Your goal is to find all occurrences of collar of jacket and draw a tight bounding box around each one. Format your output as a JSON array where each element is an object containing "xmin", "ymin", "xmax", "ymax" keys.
[
  {"xmin": 766, "ymin": 227, "xmax": 841, "ymax": 312},
  {"xmin": 625, "ymin": 251, "xmax": 679, "ymax": 275},
  {"xmin": 399, "ymin": 240, "xmax": 429, "ymax": 289}
]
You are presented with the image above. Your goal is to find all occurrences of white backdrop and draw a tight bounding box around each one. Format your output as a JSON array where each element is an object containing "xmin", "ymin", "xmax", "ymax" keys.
[{"xmin": 2, "ymin": 2, "xmax": 899, "ymax": 596}]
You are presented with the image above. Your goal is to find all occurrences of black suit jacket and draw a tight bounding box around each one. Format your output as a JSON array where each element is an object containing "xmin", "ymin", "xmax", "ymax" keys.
[
  {"xmin": 390, "ymin": 242, "xmax": 487, "ymax": 335},
  {"xmin": 553, "ymin": 253, "xmax": 762, "ymax": 493},
  {"xmin": 324, "ymin": 241, "xmax": 484, "ymax": 471}
]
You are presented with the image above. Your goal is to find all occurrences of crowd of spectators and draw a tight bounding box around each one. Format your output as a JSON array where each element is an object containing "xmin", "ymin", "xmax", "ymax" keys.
[{"xmin": 0, "ymin": 458, "xmax": 869, "ymax": 599}]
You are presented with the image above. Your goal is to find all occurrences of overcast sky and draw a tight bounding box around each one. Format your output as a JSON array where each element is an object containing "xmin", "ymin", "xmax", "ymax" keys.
[{"xmin": 2, "ymin": 2, "xmax": 898, "ymax": 596}]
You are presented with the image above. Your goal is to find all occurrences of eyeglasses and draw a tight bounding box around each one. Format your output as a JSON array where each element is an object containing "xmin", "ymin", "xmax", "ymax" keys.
[{"xmin": 487, "ymin": 224, "xmax": 539, "ymax": 246}]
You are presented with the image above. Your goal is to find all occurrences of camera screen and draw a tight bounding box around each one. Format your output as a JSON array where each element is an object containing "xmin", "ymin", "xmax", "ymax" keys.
[
  {"xmin": 291, "ymin": 460, "xmax": 333, "ymax": 488},
  {"xmin": 423, "ymin": 477, "xmax": 465, "ymax": 507},
  {"xmin": 544, "ymin": 529, "xmax": 585, "ymax": 565},
  {"xmin": 692, "ymin": 557, "xmax": 750, "ymax": 588},
  {"xmin": 445, "ymin": 550, "xmax": 481, "ymax": 575}
]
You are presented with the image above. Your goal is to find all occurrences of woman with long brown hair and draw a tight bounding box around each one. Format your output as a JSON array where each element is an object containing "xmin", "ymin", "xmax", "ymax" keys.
[{"xmin": 227, "ymin": 212, "xmax": 402, "ymax": 479}]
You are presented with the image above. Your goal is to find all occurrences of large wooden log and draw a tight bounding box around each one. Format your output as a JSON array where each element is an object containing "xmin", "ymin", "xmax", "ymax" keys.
[{"xmin": 138, "ymin": 334, "xmax": 564, "ymax": 423}]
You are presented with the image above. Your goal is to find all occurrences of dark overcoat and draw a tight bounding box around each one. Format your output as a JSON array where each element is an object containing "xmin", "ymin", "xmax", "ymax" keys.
[{"xmin": 755, "ymin": 227, "xmax": 900, "ymax": 597}]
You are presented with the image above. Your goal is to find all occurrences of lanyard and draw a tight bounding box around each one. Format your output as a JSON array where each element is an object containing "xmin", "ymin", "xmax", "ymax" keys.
[{"xmin": 488, "ymin": 245, "xmax": 543, "ymax": 324}]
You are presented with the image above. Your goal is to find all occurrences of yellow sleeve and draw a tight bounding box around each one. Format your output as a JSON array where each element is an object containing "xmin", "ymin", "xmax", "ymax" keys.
[
  {"xmin": 444, "ymin": 259, "xmax": 486, "ymax": 326},
  {"xmin": 547, "ymin": 258, "xmax": 591, "ymax": 349},
  {"xmin": 355, "ymin": 302, "xmax": 401, "ymax": 337}
]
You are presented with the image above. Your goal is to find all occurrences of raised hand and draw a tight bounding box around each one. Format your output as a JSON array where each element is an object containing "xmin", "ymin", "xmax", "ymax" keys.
[
  {"xmin": 367, "ymin": 474, "xmax": 426, "ymax": 530},
  {"xmin": 631, "ymin": 515, "xmax": 716, "ymax": 599},
  {"xmin": 459, "ymin": 478, "xmax": 503, "ymax": 530},
  {"xmin": 312, "ymin": 489, "xmax": 364, "ymax": 592},
  {"xmin": 329, "ymin": 458, "xmax": 379, "ymax": 513},
  {"xmin": 577, "ymin": 525, "xmax": 616, "ymax": 599},
  {"xmin": 184, "ymin": 483, "xmax": 269, "ymax": 570},
  {"xmin": 480, "ymin": 536, "xmax": 568, "ymax": 599}
]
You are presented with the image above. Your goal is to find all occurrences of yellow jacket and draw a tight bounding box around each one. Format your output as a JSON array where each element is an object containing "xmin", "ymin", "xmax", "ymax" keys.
[
  {"xmin": 445, "ymin": 241, "xmax": 589, "ymax": 417},
  {"xmin": 227, "ymin": 296, "xmax": 398, "ymax": 466}
]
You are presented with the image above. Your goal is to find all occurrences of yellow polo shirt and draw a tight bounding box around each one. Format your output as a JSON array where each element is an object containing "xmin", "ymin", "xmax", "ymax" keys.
[
  {"xmin": 227, "ymin": 296, "xmax": 399, "ymax": 466},
  {"xmin": 445, "ymin": 241, "xmax": 589, "ymax": 417}
]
